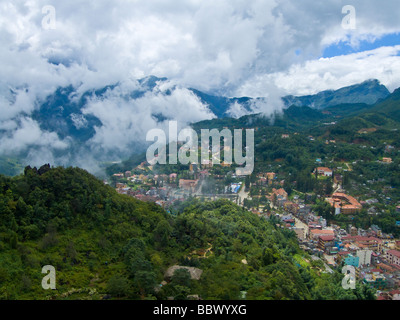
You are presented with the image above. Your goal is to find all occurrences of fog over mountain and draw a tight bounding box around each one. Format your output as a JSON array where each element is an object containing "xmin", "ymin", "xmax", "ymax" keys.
[
  {"xmin": 0, "ymin": 75, "xmax": 391, "ymax": 175},
  {"xmin": 2, "ymin": 1, "xmax": 400, "ymax": 174}
]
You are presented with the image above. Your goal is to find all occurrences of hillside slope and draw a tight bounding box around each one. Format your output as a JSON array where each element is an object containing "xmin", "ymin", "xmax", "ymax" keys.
[{"xmin": 0, "ymin": 165, "xmax": 374, "ymax": 300}]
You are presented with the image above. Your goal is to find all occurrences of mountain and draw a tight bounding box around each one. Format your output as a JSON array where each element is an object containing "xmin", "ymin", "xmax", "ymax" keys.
[
  {"xmin": 188, "ymin": 88, "xmax": 255, "ymax": 118},
  {"xmin": 331, "ymin": 87, "xmax": 400, "ymax": 129},
  {"xmin": 366, "ymin": 87, "xmax": 400, "ymax": 122},
  {"xmin": 31, "ymin": 77, "xmax": 390, "ymax": 140},
  {"xmin": 190, "ymin": 79, "xmax": 390, "ymax": 118},
  {"xmin": 31, "ymin": 85, "xmax": 103, "ymax": 143},
  {"xmin": 0, "ymin": 76, "xmax": 393, "ymax": 176},
  {"xmin": 282, "ymin": 79, "xmax": 390, "ymax": 109},
  {"xmin": 192, "ymin": 80, "xmax": 399, "ymax": 135}
]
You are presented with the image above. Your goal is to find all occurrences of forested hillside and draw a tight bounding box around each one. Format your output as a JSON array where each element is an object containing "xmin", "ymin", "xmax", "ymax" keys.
[{"xmin": 0, "ymin": 165, "xmax": 375, "ymax": 300}]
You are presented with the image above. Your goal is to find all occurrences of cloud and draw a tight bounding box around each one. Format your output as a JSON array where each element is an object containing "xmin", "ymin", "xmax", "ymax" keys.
[
  {"xmin": 81, "ymin": 79, "xmax": 215, "ymax": 155},
  {"xmin": 0, "ymin": 117, "xmax": 69, "ymax": 154},
  {"xmin": 2, "ymin": 1, "xmax": 400, "ymax": 96},
  {"xmin": 2, "ymin": 0, "xmax": 400, "ymax": 173},
  {"xmin": 241, "ymin": 45, "xmax": 400, "ymax": 97}
]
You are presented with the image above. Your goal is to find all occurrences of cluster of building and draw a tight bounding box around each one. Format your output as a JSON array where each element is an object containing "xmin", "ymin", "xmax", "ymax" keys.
[
  {"xmin": 276, "ymin": 199, "xmax": 400, "ymax": 299},
  {"xmin": 256, "ymin": 172, "xmax": 277, "ymax": 186},
  {"xmin": 110, "ymin": 159, "xmax": 400, "ymax": 299},
  {"xmin": 111, "ymin": 161, "xmax": 244, "ymax": 208}
]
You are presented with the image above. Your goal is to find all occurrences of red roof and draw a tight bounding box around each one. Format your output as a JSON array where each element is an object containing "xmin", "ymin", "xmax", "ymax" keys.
[
  {"xmin": 342, "ymin": 235, "xmax": 382, "ymax": 243},
  {"xmin": 387, "ymin": 250, "xmax": 400, "ymax": 258},
  {"xmin": 319, "ymin": 235, "xmax": 335, "ymax": 241},
  {"xmin": 311, "ymin": 229, "xmax": 334, "ymax": 235}
]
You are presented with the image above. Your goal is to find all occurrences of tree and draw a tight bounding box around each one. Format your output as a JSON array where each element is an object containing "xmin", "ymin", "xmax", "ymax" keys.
[
  {"xmin": 325, "ymin": 181, "xmax": 333, "ymax": 195},
  {"xmin": 154, "ymin": 220, "xmax": 172, "ymax": 247},
  {"xmin": 107, "ymin": 275, "xmax": 131, "ymax": 297},
  {"xmin": 134, "ymin": 270, "xmax": 157, "ymax": 296}
]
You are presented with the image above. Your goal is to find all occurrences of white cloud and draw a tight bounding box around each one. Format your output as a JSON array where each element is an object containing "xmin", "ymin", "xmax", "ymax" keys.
[
  {"xmin": 240, "ymin": 46, "xmax": 400, "ymax": 97},
  {"xmin": 2, "ymin": 0, "xmax": 400, "ymax": 172},
  {"xmin": 0, "ymin": 117, "xmax": 69, "ymax": 154},
  {"xmin": 2, "ymin": 1, "xmax": 400, "ymax": 96},
  {"xmin": 81, "ymin": 79, "xmax": 215, "ymax": 155}
]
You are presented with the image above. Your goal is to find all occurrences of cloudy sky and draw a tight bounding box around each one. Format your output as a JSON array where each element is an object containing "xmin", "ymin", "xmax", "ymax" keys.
[
  {"xmin": 1, "ymin": 0, "xmax": 400, "ymax": 171},
  {"xmin": 2, "ymin": 0, "xmax": 400, "ymax": 96}
]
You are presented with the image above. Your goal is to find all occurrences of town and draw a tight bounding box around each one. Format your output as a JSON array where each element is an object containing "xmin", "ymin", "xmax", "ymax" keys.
[{"xmin": 109, "ymin": 137, "xmax": 400, "ymax": 301}]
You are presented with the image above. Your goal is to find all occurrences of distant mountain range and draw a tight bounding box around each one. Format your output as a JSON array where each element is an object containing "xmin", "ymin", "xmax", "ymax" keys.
[
  {"xmin": 192, "ymin": 83, "xmax": 400, "ymax": 137},
  {"xmin": 281, "ymin": 79, "xmax": 390, "ymax": 110},
  {"xmin": 0, "ymin": 76, "xmax": 395, "ymax": 176},
  {"xmin": 189, "ymin": 78, "xmax": 390, "ymax": 117},
  {"xmin": 31, "ymin": 76, "xmax": 392, "ymax": 140}
]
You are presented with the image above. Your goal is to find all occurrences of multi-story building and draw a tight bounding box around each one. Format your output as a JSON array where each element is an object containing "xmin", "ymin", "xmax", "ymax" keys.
[
  {"xmin": 318, "ymin": 235, "xmax": 335, "ymax": 253},
  {"xmin": 386, "ymin": 250, "xmax": 400, "ymax": 267},
  {"xmin": 357, "ymin": 249, "xmax": 373, "ymax": 267},
  {"xmin": 344, "ymin": 254, "xmax": 359, "ymax": 267},
  {"xmin": 326, "ymin": 193, "xmax": 362, "ymax": 215}
]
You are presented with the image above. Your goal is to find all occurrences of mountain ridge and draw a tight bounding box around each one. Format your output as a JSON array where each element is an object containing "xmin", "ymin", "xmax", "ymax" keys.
[{"xmin": 0, "ymin": 77, "xmax": 395, "ymax": 176}]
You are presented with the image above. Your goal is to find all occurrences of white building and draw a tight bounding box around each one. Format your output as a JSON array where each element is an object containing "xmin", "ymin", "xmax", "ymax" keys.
[{"xmin": 357, "ymin": 249, "xmax": 372, "ymax": 267}]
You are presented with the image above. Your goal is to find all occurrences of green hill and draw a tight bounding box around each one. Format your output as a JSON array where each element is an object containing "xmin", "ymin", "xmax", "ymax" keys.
[{"xmin": 0, "ymin": 165, "xmax": 374, "ymax": 300}]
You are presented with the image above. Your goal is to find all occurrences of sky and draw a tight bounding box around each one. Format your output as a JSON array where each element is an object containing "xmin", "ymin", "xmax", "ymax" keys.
[{"xmin": 1, "ymin": 0, "xmax": 400, "ymax": 171}]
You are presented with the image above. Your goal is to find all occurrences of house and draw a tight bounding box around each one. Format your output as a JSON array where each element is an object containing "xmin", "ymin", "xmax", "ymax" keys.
[
  {"xmin": 386, "ymin": 250, "xmax": 400, "ymax": 267},
  {"xmin": 298, "ymin": 204, "xmax": 311, "ymax": 215},
  {"xmin": 308, "ymin": 221, "xmax": 322, "ymax": 230},
  {"xmin": 284, "ymin": 201, "xmax": 299, "ymax": 214},
  {"xmin": 113, "ymin": 173, "xmax": 124, "ymax": 178},
  {"xmin": 124, "ymin": 171, "xmax": 132, "ymax": 178},
  {"xmin": 382, "ymin": 157, "xmax": 393, "ymax": 164},
  {"xmin": 257, "ymin": 176, "xmax": 268, "ymax": 186},
  {"xmin": 281, "ymin": 215, "xmax": 295, "ymax": 227},
  {"xmin": 179, "ymin": 179, "xmax": 198, "ymax": 193},
  {"xmin": 336, "ymin": 251, "xmax": 350, "ymax": 263},
  {"xmin": 266, "ymin": 172, "xmax": 276, "ymax": 185},
  {"xmin": 271, "ymin": 188, "xmax": 288, "ymax": 207},
  {"xmin": 315, "ymin": 167, "xmax": 333, "ymax": 177}
]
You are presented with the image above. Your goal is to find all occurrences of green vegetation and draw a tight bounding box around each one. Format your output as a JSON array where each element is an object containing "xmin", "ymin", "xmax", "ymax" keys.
[
  {"xmin": 0, "ymin": 165, "xmax": 375, "ymax": 300},
  {"xmin": 0, "ymin": 157, "xmax": 23, "ymax": 177},
  {"xmin": 189, "ymin": 89, "xmax": 400, "ymax": 236}
]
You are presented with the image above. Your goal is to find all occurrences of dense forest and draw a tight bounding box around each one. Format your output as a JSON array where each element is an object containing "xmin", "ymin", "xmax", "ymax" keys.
[{"xmin": 0, "ymin": 165, "xmax": 375, "ymax": 300}]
